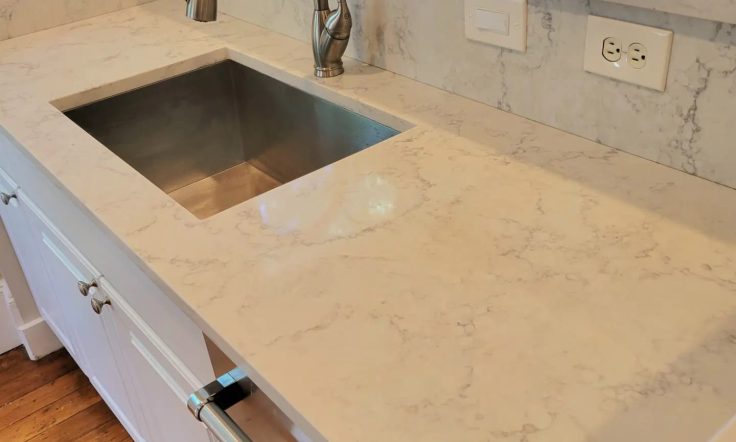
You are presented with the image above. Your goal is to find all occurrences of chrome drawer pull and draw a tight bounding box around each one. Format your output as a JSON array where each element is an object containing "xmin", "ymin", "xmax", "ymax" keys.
[
  {"xmin": 77, "ymin": 280, "xmax": 97, "ymax": 296},
  {"xmin": 188, "ymin": 368, "xmax": 256, "ymax": 442},
  {"xmin": 90, "ymin": 296, "xmax": 111, "ymax": 314},
  {"xmin": 0, "ymin": 192, "xmax": 17, "ymax": 205}
]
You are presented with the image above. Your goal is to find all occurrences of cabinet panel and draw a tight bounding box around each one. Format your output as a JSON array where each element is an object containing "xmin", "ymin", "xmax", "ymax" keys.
[
  {"xmin": 0, "ymin": 169, "xmax": 68, "ymax": 352},
  {"xmin": 38, "ymin": 232, "xmax": 96, "ymax": 366},
  {"xmin": 19, "ymin": 203, "xmax": 73, "ymax": 349},
  {"xmin": 37, "ymin": 226, "xmax": 141, "ymax": 440},
  {"xmin": 111, "ymin": 263, "xmax": 216, "ymax": 387},
  {"xmin": 101, "ymin": 277, "xmax": 211, "ymax": 442}
]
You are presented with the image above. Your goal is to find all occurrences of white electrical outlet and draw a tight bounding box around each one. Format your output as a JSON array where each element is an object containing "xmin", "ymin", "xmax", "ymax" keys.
[{"xmin": 584, "ymin": 16, "xmax": 673, "ymax": 91}]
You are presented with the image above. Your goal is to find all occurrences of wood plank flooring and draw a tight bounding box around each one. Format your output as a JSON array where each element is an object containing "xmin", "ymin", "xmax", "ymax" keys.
[{"xmin": 0, "ymin": 347, "xmax": 132, "ymax": 442}]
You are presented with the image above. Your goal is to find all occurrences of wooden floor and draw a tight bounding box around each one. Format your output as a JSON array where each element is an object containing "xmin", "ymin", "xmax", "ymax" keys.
[{"xmin": 0, "ymin": 346, "xmax": 132, "ymax": 442}]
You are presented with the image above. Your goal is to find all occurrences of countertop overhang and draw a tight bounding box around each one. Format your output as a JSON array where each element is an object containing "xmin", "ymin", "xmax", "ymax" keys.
[{"xmin": 0, "ymin": 1, "xmax": 735, "ymax": 440}]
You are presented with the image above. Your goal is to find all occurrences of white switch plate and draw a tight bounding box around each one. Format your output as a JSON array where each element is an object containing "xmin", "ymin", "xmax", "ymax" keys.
[
  {"xmin": 584, "ymin": 15, "xmax": 673, "ymax": 91},
  {"xmin": 465, "ymin": 0, "xmax": 527, "ymax": 52}
]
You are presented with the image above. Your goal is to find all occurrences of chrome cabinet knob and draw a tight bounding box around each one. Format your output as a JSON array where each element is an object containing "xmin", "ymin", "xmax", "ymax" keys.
[
  {"xmin": 91, "ymin": 296, "xmax": 111, "ymax": 315},
  {"xmin": 77, "ymin": 280, "xmax": 97, "ymax": 297},
  {"xmin": 0, "ymin": 192, "xmax": 16, "ymax": 205}
]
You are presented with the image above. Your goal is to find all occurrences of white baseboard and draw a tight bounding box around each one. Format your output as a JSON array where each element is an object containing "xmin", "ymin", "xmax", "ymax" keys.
[
  {"xmin": 16, "ymin": 316, "xmax": 61, "ymax": 360},
  {"xmin": 0, "ymin": 287, "xmax": 21, "ymax": 354},
  {"xmin": 1, "ymin": 278, "xmax": 61, "ymax": 360}
]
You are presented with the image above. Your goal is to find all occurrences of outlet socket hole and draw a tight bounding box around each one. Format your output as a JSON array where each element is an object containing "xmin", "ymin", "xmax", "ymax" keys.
[
  {"xmin": 627, "ymin": 42, "xmax": 648, "ymax": 69},
  {"xmin": 602, "ymin": 37, "xmax": 623, "ymax": 62}
]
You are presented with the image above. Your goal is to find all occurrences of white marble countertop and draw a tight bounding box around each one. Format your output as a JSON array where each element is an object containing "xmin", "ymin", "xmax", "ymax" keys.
[{"xmin": 0, "ymin": 1, "xmax": 735, "ymax": 440}]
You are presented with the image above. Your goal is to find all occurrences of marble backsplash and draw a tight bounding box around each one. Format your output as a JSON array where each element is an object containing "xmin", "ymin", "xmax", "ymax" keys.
[
  {"xmin": 0, "ymin": 0, "xmax": 153, "ymax": 40},
  {"xmin": 221, "ymin": 0, "xmax": 736, "ymax": 189}
]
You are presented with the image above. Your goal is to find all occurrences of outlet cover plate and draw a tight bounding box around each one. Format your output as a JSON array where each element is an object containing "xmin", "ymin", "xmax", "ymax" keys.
[
  {"xmin": 465, "ymin": 0, "xmax": 527, "ymax": 52},
  {"xmin": 584, "ymin": 15, "xmax": 673, "ymax": 91}
]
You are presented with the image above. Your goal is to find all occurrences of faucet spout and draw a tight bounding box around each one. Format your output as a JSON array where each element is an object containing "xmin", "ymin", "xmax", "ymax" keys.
[
  {"xmin": 312, "ymin": 0, "xmax": 352, "ymax": 78},
  {"xmin": 185, "ymin": 0, "xmax": 217, "ymax": 22},
  {"xmin": 184, "ymin": 0, "xmax": 350, "ymax": 77}
]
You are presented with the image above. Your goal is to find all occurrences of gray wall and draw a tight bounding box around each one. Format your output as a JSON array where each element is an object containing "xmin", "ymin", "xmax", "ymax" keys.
[{"xmin": 221, "ymin": 0, "xmax": 736, "ymax": 189}]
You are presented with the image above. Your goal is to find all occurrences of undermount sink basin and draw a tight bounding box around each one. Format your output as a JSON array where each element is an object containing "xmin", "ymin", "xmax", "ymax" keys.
[{"xmin": 62, "ymin": 60, "xmax": 401, "ymax": 219}]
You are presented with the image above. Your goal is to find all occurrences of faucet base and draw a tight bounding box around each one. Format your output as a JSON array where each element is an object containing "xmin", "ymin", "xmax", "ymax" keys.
[{"xmin": 314, "ymin": 65, "xmax": 345, "ymax": 78}]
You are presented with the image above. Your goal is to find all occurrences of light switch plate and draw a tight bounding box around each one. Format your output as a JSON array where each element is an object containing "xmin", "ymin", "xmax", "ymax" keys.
[
  {"xmin": 465, "ymin": 0, "xmax": 527, "ymax": 52},
  {"xmin": 584, "ymin": 15, "xmax": 673, "ymax": 91}
]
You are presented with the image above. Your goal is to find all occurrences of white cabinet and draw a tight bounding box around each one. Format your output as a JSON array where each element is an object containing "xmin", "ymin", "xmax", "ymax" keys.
[
  {"xmin": 0, "ymin": 172, "xmax": 34, "ymax": 292},
  {"xmin": 34, "ymin": 210, "xmax": 144, "ymax": 440},
  {"xmin": 0, "ymin": 160, "xmax": 214, "ymax": 441},
  {"xmin": 100, "ymin": 278, "xmax": 211, "ymax": 442},
  {"xmin": 32, "ymin": 211, "xmax": 211, "ymax": 442},
  {"xmin": 0, "ymin": 168, "xmax": 63, "ymax": 358},
  {"xmin": 0, "ymin": 138, "xmax": 301, "ymax": 442},
  {"xmin": 34, "ymin": 224, "xmax": 85, "ymax": 361}
]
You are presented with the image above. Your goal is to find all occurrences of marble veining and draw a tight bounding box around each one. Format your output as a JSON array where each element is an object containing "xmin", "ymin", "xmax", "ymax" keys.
[
  {"xmin": 220, "ymin": 0, "xmax": 736, "ymax": 190},
  {"xmin": 0, "ymin": 0, "xmax": 153, "ymax": 41},
  {"xmin": 0, "ymin": 1, "xmax": 734, "ymax": 441}
]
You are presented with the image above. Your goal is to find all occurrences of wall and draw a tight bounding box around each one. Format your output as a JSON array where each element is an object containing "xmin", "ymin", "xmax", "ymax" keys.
[
  {"xmin": 0, "ymin": 277, "xmax": 20, "ymax": 354},
  {"xmin": 606, "ymin": 0, "xmax": 736, "ymax": 25},
  {"xmin": 0, "ymin": 0, "xmax": 154, "ymax": 40},
  {"xmin": 221, "ymin": 0, "xmax": 736, "ymax": 189}
]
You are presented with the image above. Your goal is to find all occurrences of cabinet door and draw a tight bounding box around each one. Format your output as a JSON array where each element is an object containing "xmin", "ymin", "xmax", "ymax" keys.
[
  {"xmin": 100, "ymin": 278, "xmax": 211, "ymax": 442},
  {"xmin": 37, "ymin": 228, "xmax": 141, "ymax": 439},
  {"xmin": 0, "ymin": 170, "xmax": 70, "ymax": 352}
]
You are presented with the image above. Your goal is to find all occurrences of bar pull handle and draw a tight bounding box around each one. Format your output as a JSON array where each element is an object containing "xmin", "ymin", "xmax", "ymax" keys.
[{"xmin": 187, "ymin": 368, "xmax": 256, "ymax": 442}]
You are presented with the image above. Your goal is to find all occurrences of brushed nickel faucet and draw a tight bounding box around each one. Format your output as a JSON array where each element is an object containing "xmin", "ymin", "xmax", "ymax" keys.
[
  {"xmin": 185, "ymin": 0, "xmax": 216, "ymax": 22},
  {"xmin": 312, "ymin": 0, "xmax": 352, "ymax": 78},
  {"xmin": 185, "ymin": 0, "xmax": 353, "ymax": 78}
]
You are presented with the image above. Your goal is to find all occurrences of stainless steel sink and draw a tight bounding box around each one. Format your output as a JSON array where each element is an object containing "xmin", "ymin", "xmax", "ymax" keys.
[{"xmin": 63, "ymin": 60, "xmax": 401, "ymax": 219}]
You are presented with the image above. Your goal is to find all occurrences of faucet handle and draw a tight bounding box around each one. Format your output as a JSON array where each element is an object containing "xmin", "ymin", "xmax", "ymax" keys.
[{"xmin": 325, "ymin": 0, "xmax": 352, "ymax": 40}]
